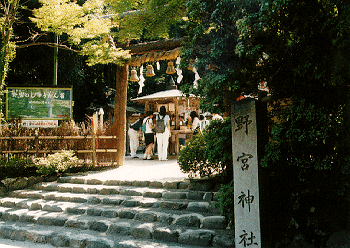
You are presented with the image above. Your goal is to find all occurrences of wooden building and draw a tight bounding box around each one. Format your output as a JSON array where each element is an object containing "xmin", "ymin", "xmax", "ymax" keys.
[{"xmin": 131, "ymin": 83, "xmax": 200, "ymax": 155}]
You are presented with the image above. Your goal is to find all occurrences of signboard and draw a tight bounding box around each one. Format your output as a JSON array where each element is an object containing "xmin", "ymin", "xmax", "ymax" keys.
[
  {"xmin": 21, "ymin": 120, "xmax": 58, "ymax": 128},
  {"xmin": 6, "ymin": 86, "xmax": 72, "ymax": 120},
  {"xmin": 232, "ymin": 98, "xmax": 261, "ymax": 248}
]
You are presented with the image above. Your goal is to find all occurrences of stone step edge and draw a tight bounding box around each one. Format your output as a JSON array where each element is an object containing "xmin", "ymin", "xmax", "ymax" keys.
[
  {"xmin": 0, "ymin": 221, "xmax": 227, "ymax": 248},
  {"xmin": 31, "ymin": 183, "xmax": 219, "ymax": 202},
  {"xmin": 8, "ymin": 189, "xmax": 219, "ymax": 211},
  {"xmin": 5, "ymin": 191, "xmax": 219, "ymax": 215},
  {"xmin": 58, "ymin": 176, "xmax": 219, "ymax": 192},
  {"xmin": 0, "ymin": 204, "xmax": 228, "ymax": 230},
  {"xmin": 58, "ymin": 176, "xmax": 191, "ymax": 189},
  {"xmin": 0, "ymin": 195, "xmax": 220, "ymax": 218}
]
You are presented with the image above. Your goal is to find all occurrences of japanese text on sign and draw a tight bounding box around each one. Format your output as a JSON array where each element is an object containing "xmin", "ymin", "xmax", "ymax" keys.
[
  {"xmin": 239, "ymin": 230, "xmax": 258, "ymax": 247},
  {"xmin": 237, "ymin": 153, "xmax": 253, "ymax": 171},
  {"xmin": 235, "ymin": 115, "xmax": 252, "ymax": 135}
]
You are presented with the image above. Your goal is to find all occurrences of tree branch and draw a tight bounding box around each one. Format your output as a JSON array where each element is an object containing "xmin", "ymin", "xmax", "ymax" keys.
[
  {"xmin": 16, "ymin": 42, "xmax": 80, "ymax": 52},
  {"xmin": 122, "ymin": 37, "xmax": 186, "ymax": 55}
]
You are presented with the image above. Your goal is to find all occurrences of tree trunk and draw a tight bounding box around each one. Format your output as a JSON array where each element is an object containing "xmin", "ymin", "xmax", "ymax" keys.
[{"xmin": 113, "ymin": 64, "xmax": 128, "ymax": 166}]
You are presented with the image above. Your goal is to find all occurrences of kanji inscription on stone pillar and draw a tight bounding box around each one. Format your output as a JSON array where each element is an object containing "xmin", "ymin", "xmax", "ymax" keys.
[{"xmin": 232, "ymin": 98, "xmax": 261, "ymax": 248}]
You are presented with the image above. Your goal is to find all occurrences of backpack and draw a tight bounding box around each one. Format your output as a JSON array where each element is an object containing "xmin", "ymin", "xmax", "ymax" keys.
[{"xmin": 154, "ymin": 115, "xmax": 166, "ymax": 133}]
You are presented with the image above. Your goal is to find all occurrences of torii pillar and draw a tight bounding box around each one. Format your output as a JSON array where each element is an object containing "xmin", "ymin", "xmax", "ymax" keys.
[{"xmin": 113, "ymin": 64, "xmax": 128, "ymax": 166}]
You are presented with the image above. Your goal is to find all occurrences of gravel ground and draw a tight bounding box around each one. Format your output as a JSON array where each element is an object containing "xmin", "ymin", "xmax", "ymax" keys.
[
  {"xmin": 82, "ymin": 155, "xmax": 190, "ymax": 182},
  {"xmin": 0, "ymin": 238, "xmax": 56, "ymax": 248}
]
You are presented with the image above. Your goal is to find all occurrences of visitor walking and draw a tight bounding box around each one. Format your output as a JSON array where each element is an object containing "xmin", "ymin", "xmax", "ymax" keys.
[
  {"xmin": 143, "ymin": 111, "xmax": 155, "ymax": 160},
  {"xmin": 128, "ymin": 115, "xmax": 143, "ymax": 158},
  {"xmin": 155, "ymin": 106, "xmax": 171, "ymax": 161}
]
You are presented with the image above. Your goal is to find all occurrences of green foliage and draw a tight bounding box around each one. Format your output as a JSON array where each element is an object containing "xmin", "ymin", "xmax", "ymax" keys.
[
  {"xmin": 35, "ymin": 150, "xmax": 78, "ymax": 176},
  {"xmin": 109, "ymin": 0, "xmax": 187, "ymax": 40},
  {"xmin": 178, "ymin": 132, "xmax": 208, "ymax": 178},
  {"xmin": 237, "ymin": 0, "xmax": 350, "ymax": 107},
  {"xmin": 181, "ymin": 0, "xmax": 261, "ymax": 113},
  {"xmin": 262, "ymin": 98, "xmax": 343, "ymax": 184},
  {"xmin": 0, "ymin": 156, "xmax": 36, "ymax": 180},
  {"xmin": 30, "ymin": 0, "xmax": 132, "ymax": 66},
  {"xmin": 214, "ymin": 181, "xmax": 234, "ymax": 228},
  {"xmin": 178, "ymin": 118, "xmax": 232, "ymax": 181}
]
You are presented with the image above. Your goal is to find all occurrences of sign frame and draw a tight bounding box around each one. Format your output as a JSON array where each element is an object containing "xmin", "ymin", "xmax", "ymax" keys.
[{"xmin": 6, "ymin": 86, "xmax": 73, "ymax": 120}]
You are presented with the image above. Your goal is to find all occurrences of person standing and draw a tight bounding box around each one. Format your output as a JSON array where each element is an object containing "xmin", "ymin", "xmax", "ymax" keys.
[
  {"xmin": 143, "ymin": 111, "xmax": 155, "ymax": 160},
  {"xmin": 128, "ymin": 115, "xmax": 143, "ymax": 158},
  {"xmin": 155, "ymin": 106, "xmax": 171, "ymax": 161},
  {"xmin": 199, "ymin": 114, "xmax": 208, "ymax": 132},
  {"xmin": 190, "ymin": 111, "xmax": 201, "ymax": 134}
]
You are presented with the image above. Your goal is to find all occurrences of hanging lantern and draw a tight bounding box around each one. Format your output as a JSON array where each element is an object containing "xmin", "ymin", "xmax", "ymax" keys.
[
  {"xmin": 146, "ymin": 64, "xmax": 156, "ymax": 77},
  {"xmin": 129, "ymin": 68, "xmax": 139, "ymax": 82},
  {"xmin": 166, "ymin": 61, "xmax": 176, "ymax": 74}
]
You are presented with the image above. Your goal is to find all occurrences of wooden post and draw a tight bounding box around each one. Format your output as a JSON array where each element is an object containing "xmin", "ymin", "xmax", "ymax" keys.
[
  {"xmin": 113, "ymin": 64, "xmax": 128, "ymax": 166},
  {"xmin": 92, "ymin": 131, "xmax": 96, "ymax": 166},
  {"xmin": 35, "ymin": 130, "xmax": 39, "ymax": 158}
]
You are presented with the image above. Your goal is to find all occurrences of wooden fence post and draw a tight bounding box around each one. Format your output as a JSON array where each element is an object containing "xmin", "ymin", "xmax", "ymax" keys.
[{"xmin": 35, "ymin": 130, "xmax": 39, "ymax": 157}]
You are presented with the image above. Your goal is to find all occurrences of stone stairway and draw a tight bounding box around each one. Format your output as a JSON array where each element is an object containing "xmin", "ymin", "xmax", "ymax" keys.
[{"xmin": 0, "ymin": 173, "xmax": 233, "ymax": 247}]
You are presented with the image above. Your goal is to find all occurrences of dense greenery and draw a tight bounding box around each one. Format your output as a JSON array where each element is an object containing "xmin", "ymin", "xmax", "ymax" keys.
[
  {"xmin": 214, "ymin": 181, "xmax": 233, "ymax": 229},
  {"xmin": 0, "ymin": 151, "xmax": 83, "ymax": 181},
  {"xmin": 178, "ymin": 118, "xmax": 232, "ymax": 182},
  {"xmin": 179, "ymin": 0, "xmax": 350, "ymax": 245},
  {"xmin": 35, "ymin": 150, "xmax": 78, "ymax": 176},
  {"xmin": 181, "ymin": 0, "xmax": 261, "ymax": 114},
  {"xmin": 3, "ymin": 0, "xmax": 350, "ymax": 244}
]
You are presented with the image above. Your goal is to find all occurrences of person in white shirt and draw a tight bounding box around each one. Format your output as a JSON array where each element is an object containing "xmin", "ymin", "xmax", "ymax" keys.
[
  {"xmin": 199, "ymin": 114, "xmax": 209, "ymax": 132},
  {"xmin": 128, "ymin": 116, "xmax": 143, "ymax": 158},
  {"xmin": 190, "ymin": 111, "xmax": 201, "ymax": 134},
  {"xmin": 143, "ymin": 111, "xmax": 155, "ymax": 160},
  {"xmin": 155, "ymin": 106, "xmax": 171, "ymax": 161}
]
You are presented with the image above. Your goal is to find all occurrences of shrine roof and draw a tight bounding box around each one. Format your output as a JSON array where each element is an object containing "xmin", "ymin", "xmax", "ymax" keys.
[{"xmin": 131, "ymin": 89, "xmax": 196, "ymax": 103}]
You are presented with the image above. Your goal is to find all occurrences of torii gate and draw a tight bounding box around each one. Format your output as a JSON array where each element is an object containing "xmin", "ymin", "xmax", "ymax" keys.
[{"xmin": 111, "ymin": 37, "xmax": 185, "ymax": 166}]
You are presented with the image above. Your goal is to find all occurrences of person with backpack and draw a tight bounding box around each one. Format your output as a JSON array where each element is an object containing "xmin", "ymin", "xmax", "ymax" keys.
[
  {"xmin": 142, "ymin": 111, "xmax": 155, "ymax": 160},
  {"xmin": 155, "ymin": 106, "xmax": 171, "ymax": 161},
  {"xmin": 128, "ymin": 115, "xmax": 143, "ymax": 158}
]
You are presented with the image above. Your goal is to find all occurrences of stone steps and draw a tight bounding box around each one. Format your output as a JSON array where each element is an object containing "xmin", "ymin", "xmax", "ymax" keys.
[
  {"xmin": 0, "ymin": 175, "xmax": 234, "ymax": 247},
  {"xmin": 0, "ymin": 221, "xmax": 209, "ymax": 247}
]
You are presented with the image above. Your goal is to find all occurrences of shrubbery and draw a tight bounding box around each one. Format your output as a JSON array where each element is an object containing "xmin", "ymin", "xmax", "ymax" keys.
[
  {"xmin": 0, "ymin": 156, "xmax": 37, "ymax": 180},
  {"xmin": 214, "ymin": 181, "xmax": 234, "ymax": 228},
  {"xmin": 0, "ymin": 150, "xmax": 80, "ymax": 182},
  {"xmin": 178, "ymin": 118, "xmax": 232, "ymax": 182},
  {"xmin": 178, "ymin": 118, "xmax": 233, "ymax": 226},
  {"xmin": 34, "ymin": 150, "xmax": 78, "ymax": 176}
]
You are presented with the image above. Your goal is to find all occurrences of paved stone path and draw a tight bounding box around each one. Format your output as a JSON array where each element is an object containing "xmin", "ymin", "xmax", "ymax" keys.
[
  {"xmin": 86, "ymin": 156, "xmax": 189, "ymax": 182},
  {"xmin": 0, "ymin": 156, "xmax": 233, "ymax": 247}
]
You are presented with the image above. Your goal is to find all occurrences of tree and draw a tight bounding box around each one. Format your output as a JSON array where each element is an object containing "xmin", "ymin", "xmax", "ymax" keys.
[
  {"xmin": 179, "ymin": 0, "xmax": 350, "ymax": 244},
  {"xmin": 0, "ymin": 0, "xmax": 20, "ymax": 120},
  {"xmin": 235, "ymin": 0, "xmax": 350, "ymax": 242},
  {"xmin": 29, "ymin": 0, "xmax": 188, "ymax": 165},
  {"xmin": 181, "ymin": 0, "xmax": 261, "ymax": 115}
]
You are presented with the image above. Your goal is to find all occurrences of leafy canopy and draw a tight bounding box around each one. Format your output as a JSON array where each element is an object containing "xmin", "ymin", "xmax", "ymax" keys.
[{"xmin": 30, "ymin": 0, "xmax": 130, "ymax": 65}]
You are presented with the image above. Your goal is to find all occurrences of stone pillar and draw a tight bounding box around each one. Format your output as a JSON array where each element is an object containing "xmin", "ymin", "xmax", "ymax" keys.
[{"xmin": 232, "ymin": 98, "xmax": 261, "ymax": 248}]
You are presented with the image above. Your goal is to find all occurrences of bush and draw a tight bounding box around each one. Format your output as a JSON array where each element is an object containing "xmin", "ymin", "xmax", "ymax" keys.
[
  {"xmin": 0, "ymin": 156, "xmax": 37, "ymax": 180},
  {"xmin": 35, "ymin": 150, "xmax": 78, "ymax": 176},
  {"xmin": 178, "ymin": 118, "xmax": 232, "ymax": 182},
  {"xmin": 214, "ymin": 181, "xmax": 234, "ymax": 228}
]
